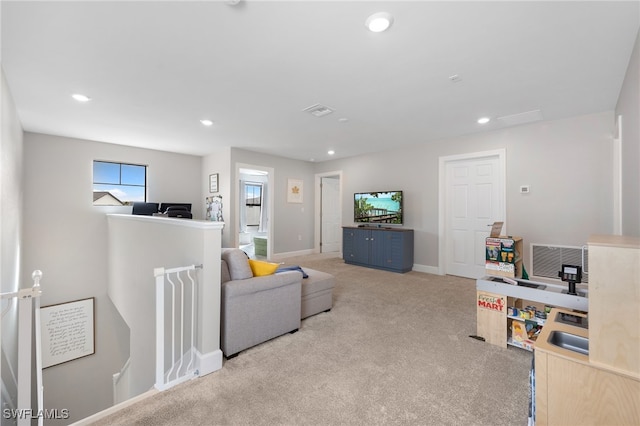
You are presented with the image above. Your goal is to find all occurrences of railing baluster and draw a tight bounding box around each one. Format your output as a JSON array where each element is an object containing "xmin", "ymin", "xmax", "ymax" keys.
[
  {"xmin": 154, "ymin": 264, "xmax": 202, "ymax": 391},
  {"xmin": 166, "ymin": 274, "xmax": 177, "ymax": 381},
  {"xmin": 176, "ymin": 272, "xmax": 185, "ymax": 379}
]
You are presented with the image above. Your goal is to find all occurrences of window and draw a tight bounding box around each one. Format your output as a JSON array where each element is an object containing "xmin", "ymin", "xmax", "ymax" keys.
[
  {"xmin": 245, "ymin": 183, "xmax": 262, "ymax": 207},
  {"xmin": 93, "ymin": 160, "xmax": 147, "ymax": 206}
]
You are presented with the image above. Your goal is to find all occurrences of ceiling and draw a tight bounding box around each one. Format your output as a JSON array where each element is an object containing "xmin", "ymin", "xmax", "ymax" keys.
[{"xmin": 2, "ymin": 1, "xmax": 639, "ymax": 162}]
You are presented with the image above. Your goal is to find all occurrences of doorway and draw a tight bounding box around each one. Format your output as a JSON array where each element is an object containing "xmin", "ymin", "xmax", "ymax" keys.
[
  {"xmin": 439, "ymin": 149, "xmax": 506, "ymax": 278},
  {"xmin": 315, "ymin": 171, "xmax": 342, "ymax": 254},
  {"xmin": 237, "ymin": 165, "xmax": 273, "ymax": 259}
]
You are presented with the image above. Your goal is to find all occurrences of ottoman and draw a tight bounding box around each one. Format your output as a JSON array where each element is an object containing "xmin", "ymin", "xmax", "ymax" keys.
[{"xmin": 300, "ymin": 268, "xmax": 335, "ymax": 319}]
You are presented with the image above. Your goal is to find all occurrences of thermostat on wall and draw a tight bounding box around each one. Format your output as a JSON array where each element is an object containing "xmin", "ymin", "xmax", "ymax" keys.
[{"xmin": 519, "ymin": 185, "xmax": 530, "ymax": 194}]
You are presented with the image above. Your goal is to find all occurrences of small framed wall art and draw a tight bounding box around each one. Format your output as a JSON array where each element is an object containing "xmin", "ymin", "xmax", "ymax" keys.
[
  {"xmin": 209, "ymin": 173, "xmax": 219, "ymax": 193},
  {"xmin": 287, "ymin": 178, "xmax": 303, "ymax": 203},
  {"xmin": 40, "ymin": 297, "xmax": 95, "ymax": 368}
]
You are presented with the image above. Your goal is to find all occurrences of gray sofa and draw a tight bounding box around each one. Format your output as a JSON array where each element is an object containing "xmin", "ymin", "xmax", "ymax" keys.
[{"xmin": 220, "ymin": 249, "xmax": 335, "ymax": 358}]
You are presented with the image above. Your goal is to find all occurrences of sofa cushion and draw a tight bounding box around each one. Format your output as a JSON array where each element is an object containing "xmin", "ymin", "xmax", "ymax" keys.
[
  {"xmin": 221, "ymin": 259, "xmax": 231, "ymax": 283},
  {"xmin": 300, "ymin": 268, "xmax": 336, "ymax": 297},
  {"xmin": 221, "ymin": 249, "xmax": 253, "ymax": 280},
  {"xmin": 248, "ymin": 259, "xmax": 279, "ymax": 277}
]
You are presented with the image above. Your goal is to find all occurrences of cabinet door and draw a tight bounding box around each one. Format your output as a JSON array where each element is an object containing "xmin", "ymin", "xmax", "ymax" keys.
[
  {"xmin": 353, "ymin": 229, "xmax": 371, "ymax": 264},
  {"xmin": 388, "ymin": 231, "xmax": 408, "ymax": 270},
  {"xmin": 368, "ymin": 230, "xmax": 387, "ymax": 267},
  {"xmin": 368, "ymin": 230, "xmax": 394, "ymax": 268},
  {"xmin": 343, "ymin": 229, "xmax": 356, "ymax": 262},
  {"xmin": 343, "ymin": 228, "xmax": 370, "ymax": 264}
]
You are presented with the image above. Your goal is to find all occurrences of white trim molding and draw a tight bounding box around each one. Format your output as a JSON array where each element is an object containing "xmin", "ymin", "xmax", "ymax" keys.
[{"xmin": 438, "ymin": 149, "xmax": 507, "ymax": 276}]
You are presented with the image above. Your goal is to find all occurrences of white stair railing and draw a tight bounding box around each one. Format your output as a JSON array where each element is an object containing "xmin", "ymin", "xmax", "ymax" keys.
[
  {"xmin": 112, "ymin": 357, "xmax": 131, "ymax": 405},
  {"xmin": 154, "ymin": 264, "xmax": 201, "ymax": 391},
  {"xmin": 1, "ymin": 270, "xmax": 44, "ymax": 426}
]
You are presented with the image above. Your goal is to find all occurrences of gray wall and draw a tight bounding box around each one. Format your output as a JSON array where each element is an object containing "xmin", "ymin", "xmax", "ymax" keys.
[
  {"xmin": 1, "ymin": 67, "xmax": 23, "ymax": 419},
  {"xmin": 228, "ymin": 148, "xmax": 316, "ymax": 255},
  {"xmin": 314, "ymin": 111, "xmax": 615, "ymax": 270},
  {"xmin": 21, "ymin": 133, "xmax": 202, "ymax": 424},
  {"xmin": 107, "ymin": 215, "xmax": 223, "ymax": 399},
  {"xmin": 615, "ymin": 30, "xmax": 640, "ymax": 237},
  {"xmin": 202, "ymin": 147, "xmax": 232, "ymax": 246}
]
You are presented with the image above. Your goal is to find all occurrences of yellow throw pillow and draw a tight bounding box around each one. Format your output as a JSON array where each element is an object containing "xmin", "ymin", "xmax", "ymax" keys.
[{"xmin": 248, "ymin": 259, "xmax": 280, "ymax": 277}]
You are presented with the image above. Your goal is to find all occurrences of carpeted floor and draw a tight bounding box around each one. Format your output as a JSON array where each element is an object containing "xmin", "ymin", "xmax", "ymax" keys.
[{"xmin": 93, "ymin": 255, "xmax": 533, "ymax": 425}]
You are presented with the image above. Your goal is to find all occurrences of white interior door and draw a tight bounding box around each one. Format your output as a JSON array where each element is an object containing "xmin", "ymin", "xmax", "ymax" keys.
[
  {"xmin": 321, "ymin": 176, "xmax": 341, "ymax": 253},
  {"xmin": 444, "ymin": 153, "xmax": 505, "ymax": 278}
]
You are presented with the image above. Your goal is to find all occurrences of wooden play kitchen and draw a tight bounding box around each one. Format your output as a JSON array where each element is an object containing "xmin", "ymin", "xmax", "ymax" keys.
[
  {"xmin": 476, "ymin": 235, "xmax": 588, "ymax": 351},
  {"xmin": 476, "ymin": 234, "xmax": 640, "ymax": 425}
]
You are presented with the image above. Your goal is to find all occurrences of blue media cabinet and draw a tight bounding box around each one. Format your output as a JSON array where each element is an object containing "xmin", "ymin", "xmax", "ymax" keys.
[{"xmin": 342, "ymin": 226, "xmax": 414, "ymax": 273}]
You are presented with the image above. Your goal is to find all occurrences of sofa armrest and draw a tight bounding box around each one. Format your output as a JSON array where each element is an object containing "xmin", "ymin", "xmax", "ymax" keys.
[
  {"xmin": 220, "ymin": 270, "xmax": 302, "ymax": 357},
  {"xmin": 222, "ymin": 270, "xmax": 302, "ymax": 298}
]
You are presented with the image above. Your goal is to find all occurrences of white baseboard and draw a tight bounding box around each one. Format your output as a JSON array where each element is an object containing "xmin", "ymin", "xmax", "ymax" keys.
[
  {"xmin": 71, "ymin": 388, "xmax": 158, "ymax": 425},
  {"xmin": 196, "ymin": 348, "xmax": 223, "ymax": 376},
  {"xmin": 412, "ymin": 264, "xmax": 441, "ymax": 275},
  {"xmin": 271, "ymin": 249, "xmax": 316, "ymax": 260}
]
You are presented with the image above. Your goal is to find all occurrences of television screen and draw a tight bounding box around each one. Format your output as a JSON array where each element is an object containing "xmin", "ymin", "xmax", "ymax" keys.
[
  {"xmin": 131, "ymin": 202, "xmax": 159, "ymax": 216},
  {"xmin": 160, "ymin": 203, "xmax": 192, "ymax": 213},
  {"xmin": 354, "ymin": 191, "xmax": 403, "ymax": 225}
]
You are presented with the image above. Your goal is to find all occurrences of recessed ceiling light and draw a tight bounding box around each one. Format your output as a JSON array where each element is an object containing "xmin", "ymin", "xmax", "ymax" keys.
[
  {"xmin": 328, "ymin": 150, "xmax": 335, "ymax": 155},
  {"xmin": 71, "ymin": 93, "xmax": 91, "ymax": 102},
  {"xmin": 200, "ymin": 119, "xmax": 214, "ymax": 126},
  {"xmin": 477, "ymin": 117, "xmax": 491, "ymax": 124},
  {"xmin": 365, "ymin": 12, "xmax": 393, "ymax": 33}
]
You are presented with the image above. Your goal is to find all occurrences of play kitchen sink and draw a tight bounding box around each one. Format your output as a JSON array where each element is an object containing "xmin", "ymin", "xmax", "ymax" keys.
[{"xmin": 548, "ymin": 330, "xmax": 589, "ymax": 355}]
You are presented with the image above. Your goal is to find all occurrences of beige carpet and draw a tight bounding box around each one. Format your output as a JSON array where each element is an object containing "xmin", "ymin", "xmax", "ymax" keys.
[{"xmin": 94, "ymin": 255, "xmax": 532, "ymax": 425}]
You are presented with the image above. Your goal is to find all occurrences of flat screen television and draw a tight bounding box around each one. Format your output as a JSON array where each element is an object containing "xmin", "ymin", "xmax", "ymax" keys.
[
  {"xmin": 354, "ymin": 191, "xmax": 403, "ymax": 225},
  {"xmin": 159, "ymin": 203, "xmax": 192, "ymax": 213},
  {"xmin": 131, "ymin": 202, "xmax": 159, "ymax": 216}
]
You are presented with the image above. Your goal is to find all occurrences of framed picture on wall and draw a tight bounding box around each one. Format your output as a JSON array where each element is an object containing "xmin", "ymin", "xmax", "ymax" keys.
[
  {"xmin": 287, "ymin": 178, "xmax": 303, "ymax": 203},
  {"xmin": 40, "ymin": 297, "xmax": 95, "ymax": 368},
  {"xmin": 209, "ymin": 173, "xmax": 219, "ymax": 193}
]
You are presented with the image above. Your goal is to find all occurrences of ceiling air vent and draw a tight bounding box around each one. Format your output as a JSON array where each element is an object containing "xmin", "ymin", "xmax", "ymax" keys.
[
  {"xmin": 497, "ymin": 109, "xmax": 543, "ymax": 126},
  {"xmin": 302, "ymin": 103, "xmax": 334, "ymax": 118}
]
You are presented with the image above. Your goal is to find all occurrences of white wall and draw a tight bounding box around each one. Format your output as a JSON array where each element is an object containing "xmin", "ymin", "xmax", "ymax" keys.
[
  {"xmin": 202, "ymin": 147, "xmax": 232, "ymax": 246},
  {"xmin": 107, "ymin": 215, "xmax": 223, "ymax": 398},
  {"xmin": 1, "ymin": 67, "xmax": 23, "ymax": 419},
  {"xmin": 21, "ymin": 133, "xmax": 202, "ymax": 423},
  {"xmin": 615, "ymin": 30, "xmax": 640, "ymax": 237},
  {"xmin": 314, "ymin": 111, "xmax": 615, "ymax": 271},
  {"xmin": 228, "ymin": 149, "xmax": 316, "ymax": 255}
]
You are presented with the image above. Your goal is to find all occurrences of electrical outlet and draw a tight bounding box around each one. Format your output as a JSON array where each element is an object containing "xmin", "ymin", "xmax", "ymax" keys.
[
  {"xmin": 520, "ymin": 185, "xmax": 530, "ymax": 194},
  {"xmin": 298, "ymin": 235, "xmax": 302, "ymax": 241}
]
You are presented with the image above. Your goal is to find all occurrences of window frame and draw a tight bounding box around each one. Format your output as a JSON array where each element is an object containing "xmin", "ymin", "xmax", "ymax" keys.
[
  {"xmin": 245, "ymin": 182, "xmax": 262, "ymax": 207},
  {"xmin": 92, "ymin": 160, "xmax": 148, "ymax": 205}
]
